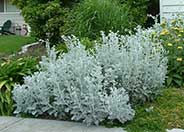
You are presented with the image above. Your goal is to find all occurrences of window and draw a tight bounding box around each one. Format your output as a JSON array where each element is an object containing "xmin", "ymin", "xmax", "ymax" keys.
[
  {"xmin": 6, "ymin": 0, "xmax": 19, "ymax": 12},
  {"xmin": 0, "ymin": 0, "xmax": 4, "ymax": 12},
  {"xmin": 0, "ymin": 0, "xmax": 19, "ymax": 13}
]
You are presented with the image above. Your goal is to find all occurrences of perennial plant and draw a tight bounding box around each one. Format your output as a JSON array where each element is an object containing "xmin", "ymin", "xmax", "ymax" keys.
[{"xmin": 13, "ymin": 30, "xmax": 167, "ymax": 125}]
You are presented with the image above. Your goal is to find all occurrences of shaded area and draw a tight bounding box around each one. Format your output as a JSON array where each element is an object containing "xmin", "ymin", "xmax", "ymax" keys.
[{"xmin": 146, "ymin": 0, "xmax": 160, "ymax": 27}]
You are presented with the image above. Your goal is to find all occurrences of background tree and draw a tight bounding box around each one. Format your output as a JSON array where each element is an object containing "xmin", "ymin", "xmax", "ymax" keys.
[
  {"xmin": 11, "ymin": 0, "xmax": 154, "ymax": 43},
  {"xmin": 10, "ymin": 0, "xmax": 80, "ymax": 45}
]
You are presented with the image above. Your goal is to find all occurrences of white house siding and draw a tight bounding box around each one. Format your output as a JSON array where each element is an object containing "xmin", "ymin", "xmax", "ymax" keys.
[
  {"xmin": 0, "ymin": 0, "xmax": 27, "ymax": 35},
  {"xmin": 160, "ymin": 0, "xmax": 184, "ymax": 21},
  {"xmin": 0, "ymin": 12, "xmax": 25, "ymax": 26},
  {"xmin": 0, "ymin": 0, "xmax": 25, "ymax": 26}
]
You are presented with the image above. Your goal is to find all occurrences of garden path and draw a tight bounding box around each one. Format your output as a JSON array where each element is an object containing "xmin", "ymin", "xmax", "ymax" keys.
[{"xmin": 0, "ymin": 117, "xmax": 125, "ymax": 132}]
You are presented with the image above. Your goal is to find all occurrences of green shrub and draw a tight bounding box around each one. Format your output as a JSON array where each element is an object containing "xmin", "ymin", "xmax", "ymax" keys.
[
  {"xmin": 10, "ymin": 0, "xmax": 80, "ymax": 45},
  {"xmin": 0, "ymin": 57, "xmax": 38, "ymax": 115},
  {"xmin": 119, "ymin": 0, "xmax": 149, "ymax": 27},
  {"xmin": 22, "ymin": 1, "xmax": 65, "ymax": 45},
  {"xmin": 153, "ymin": 17, "xmax": 184, "ymax": 87},
  {"xmin": 67, "ymin": 0, "xmax": 132, "ymax": 39},
  {"xmin": 11, "ymin": 0, "xmax": 149, "ymax": 44}
]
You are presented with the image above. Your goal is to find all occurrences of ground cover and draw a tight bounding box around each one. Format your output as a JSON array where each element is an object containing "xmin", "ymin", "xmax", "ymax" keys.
[{"xmin": 123, "ymin": 88, "xmax": 184, "ymax": 132}]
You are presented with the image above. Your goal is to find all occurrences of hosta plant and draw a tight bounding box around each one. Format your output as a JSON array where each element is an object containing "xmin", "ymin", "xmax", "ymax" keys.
[
  {"xmin": 13, "ymin": 31, "xmax": 167, "ymax": 126},
  {"xmin": 0, "ymin": 57, "xmax": 38, "ymax": 115}
]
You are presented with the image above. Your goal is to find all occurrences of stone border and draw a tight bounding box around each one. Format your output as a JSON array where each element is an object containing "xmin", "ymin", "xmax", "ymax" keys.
[{"xmin": 18, "ymin": 42, "xmax": 40, "ymax": 55}]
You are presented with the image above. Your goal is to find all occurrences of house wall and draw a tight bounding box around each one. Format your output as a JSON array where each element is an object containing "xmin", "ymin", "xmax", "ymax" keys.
[
  {"xmin": 0, "ymin": 0, "xmax": 25, "ymax": 26},
  {"xmin": 0, "ymin": 12, "xmax": 25, "ymax": 26},
  {"xmin": 0, "ymin": 0, "xmax": 27, "ymax": 35},
  {"xmin": 160, "ymin": 0, "xmax": 184, "ymax": 21}
]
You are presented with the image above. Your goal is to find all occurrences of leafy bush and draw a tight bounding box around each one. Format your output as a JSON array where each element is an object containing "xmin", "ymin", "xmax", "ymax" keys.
[
  {"xmin": 159, "ymin": 19, "xmax": 184, "ymax": 87},
  {"xmin": 66, "ymin": 0, "xmax": 132, "ymax": 39},
  {"xmin": 11, "ymin": 0, "xmax": 149, "ymax": 44},
  {"xmin": 10, "ymin": 0, "xmax": 80, "ymax": 45},
  {"xmin": 13, "ymin": 30, "xmax": 167, "ymax": 125},
  {"xmin": 95, "ymin": 31, "xmax": 167, "ymax": 104},
  {"xmin": 0, "ymin": 57, "xmax": 38, "ymax": 115},
  {"xmin": 149, "ymin": 16, "xmax": 184, "ymax": 87},
  {"xmin": 13, "ymin": 43, "xmax": 134, "ymax": 126},
  {"xmin": 119, "ymin": 0, "xmax": 149, "ymax": 27},
  {"xmin": 161, "ymin": 19, "xmax": 184, "ymax": 87}
]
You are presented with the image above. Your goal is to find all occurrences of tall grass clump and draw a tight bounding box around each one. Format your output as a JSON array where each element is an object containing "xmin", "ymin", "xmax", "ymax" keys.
[{"xmin": 67, "ymin": 0, "xmax": 132, "ymax": 39}]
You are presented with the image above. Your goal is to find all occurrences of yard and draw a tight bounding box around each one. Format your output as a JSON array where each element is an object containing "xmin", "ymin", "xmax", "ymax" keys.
[
  {"xmin": 124, "ymin": 88, "xmax": 184, "ymax": 132},
  {"xmin": 1, "ymin": 0, "xmax": 184, "ymax": 132},
  {"xmin": 0, "ymin": 36, "xmax": 36, "ymax": 54}
]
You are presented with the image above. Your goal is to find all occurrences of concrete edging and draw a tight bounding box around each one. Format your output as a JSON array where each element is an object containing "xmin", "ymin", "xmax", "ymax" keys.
[{"xmin": 18, "ymin": 42, "xmax": 40, "ymax": 54}]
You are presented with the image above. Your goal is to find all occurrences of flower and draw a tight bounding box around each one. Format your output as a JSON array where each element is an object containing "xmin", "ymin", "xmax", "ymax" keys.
[
  {"xmin": 177, "ymin": 46, "xmax": 183, "ymax": 50},
  {"xmin": 160, "ymin": 29, "xmax": 169, "ymax": 35},
  {"xmin": 167, "ymin": 43, "xmax": 173, "ymax": 47},
  {"xmin": 173, "ymin": 27, "xmax": 180, "ymax": 31},
  {"xmin": 171, "ymin": 19, "xmax": 176, "ymax": 24},
  {"xmin": 179, "ymin": 29, "xmax": 184, "ymax": 33},
  {"xmin": 177, "ymin": 58, "xmax": 182, "ymax": 62},
  {"xmin": 175, "ymin": 39, "xmax": 180, "ymax": 42},
  {"xmin": 161, "ymin": 21, "xmax": 166, "ymax": 27}
]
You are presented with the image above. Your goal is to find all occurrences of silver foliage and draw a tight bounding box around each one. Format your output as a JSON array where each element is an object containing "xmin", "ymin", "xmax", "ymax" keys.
[
  {"xmin": 13, "ymin": 30, "xmax": 167, "ymax": 126},
  {"xmin": 13, "ymin": 36, "xmax": 134, "ymax": 126},
  {"xmin": 95, "ymin": 31, "xmax": 167, "ymax": 103}
]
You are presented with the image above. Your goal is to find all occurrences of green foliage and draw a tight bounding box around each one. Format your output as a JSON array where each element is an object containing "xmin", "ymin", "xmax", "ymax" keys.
[
  {"xmin": 0, "ymin": 57, "xmax": 38, "ymax": 115},
  {"xmin": 66, "ymin": 0, "xmax": 132, "ymax": 39},
  {"xmin": 10, "ymin": 0, "xmax": 79, "ymax": 10},
  {"xmin": 156, "ymin": 17, "xmax": 184, "ymax": 87},
  {"xmin": 118, "ymin": 0, "xmax": 149, "ymax": 27},
  {"xmin": 22, "ymin": 1, "xmax": 64, "ymax": 45},
  {"xmin": 11, "ymin": 0, "xmax": 149, "ymax": 43},
  {"xmin": 123, "ymin": 88, "xmax": 184, "ymax": 132},
  {"xmin": 55, "ymin": 43, "xmax": 68, "ymax": 53},
  {"xmin": 80, "ymin": 37, "xmax": 95, "ymax": 50},
  {"xmin": 10, "ymin": 0, "xmax": 80, "ymax": 45},
  {"xmin": 0, "ymin": 36, "xmax": 36, "ymax": 54}
]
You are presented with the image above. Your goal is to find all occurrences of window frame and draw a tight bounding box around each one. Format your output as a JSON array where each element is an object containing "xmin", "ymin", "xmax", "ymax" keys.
[{"xmin": 0, "ymin": 0, "xmax": 20, "ymax": 14}]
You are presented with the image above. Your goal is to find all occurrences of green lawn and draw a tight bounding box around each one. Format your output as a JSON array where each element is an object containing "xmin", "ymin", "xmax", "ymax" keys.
[
  {"xmin": 123, "ymin": 88, "xmax": 184, "ymax": 132},
  {"xmin": 104, "ymin": 88, "xmax": 184, "ymax": 132},
  {"xmin": 0, "ymin": 35, "xmax": 36, "ymax": 54}
]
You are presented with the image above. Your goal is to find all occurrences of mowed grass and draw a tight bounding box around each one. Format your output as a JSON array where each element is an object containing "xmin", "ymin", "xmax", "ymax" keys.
[
  {"xmin": 0, "ymin": 35, "xmax": 36, "ymax": 54},
  {"xmin": 123, "ymin": 88, "xmax": 184, "ymax": 132}
]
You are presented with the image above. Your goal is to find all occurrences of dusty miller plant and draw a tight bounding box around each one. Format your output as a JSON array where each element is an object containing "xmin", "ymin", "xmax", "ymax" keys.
[
  {"xmin": 13, "ymin": 29, "xmax": 167, "ymax": 125},
  {"xmin": 13, "ymin": 37, "xmax": 134, "ymax": 126},
  {"xmin": 95, "ymin": 31, "xmax": 167, "ymax": 104}
]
